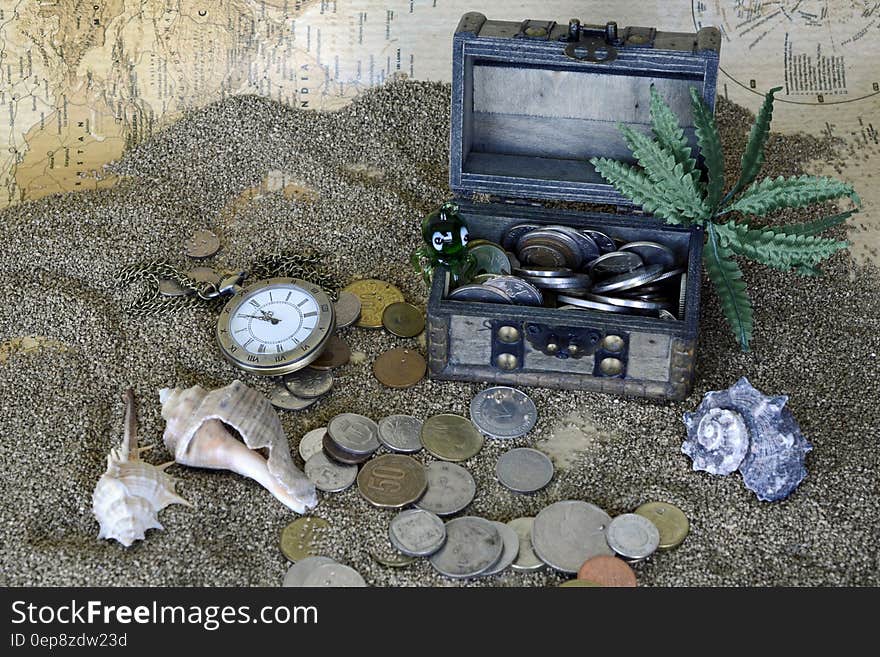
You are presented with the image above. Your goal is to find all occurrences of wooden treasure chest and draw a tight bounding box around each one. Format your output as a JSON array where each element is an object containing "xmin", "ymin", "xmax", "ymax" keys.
[{"xmin": 425, "ymin": 13, "xmax": 722, "ymax": 401}]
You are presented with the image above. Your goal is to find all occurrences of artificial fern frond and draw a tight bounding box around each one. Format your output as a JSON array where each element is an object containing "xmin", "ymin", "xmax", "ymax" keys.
[
  {"xmin": 618, "ymin": 125, "xmax": 708, "ymax": 220},
  {"xmin": 689, "ymin": 87, "xmax": 725, "ymax": 211},
  {"xmin": 794, "ymin": 264, "xmax": 824, "ymax": 276},
  {"xmin": 774, "ymin": 209, "xmax": 856, "ymax": 236},
  {"xmin": 720, "ymin": 175, "xmax": 859, "ymax": 216},
  {"xmin": 590, "ymin": 157, "xmax": 689, "ymax": 225},
  {"xmin": 650, "ymin": 86, "xmax": 697, "ymax": 177},
  {"xmin": 705, "ymin": 223, "xmax": 753, "ymax": 351},
  {"xmin": 715, "ymin": 220, "xmax": 849, "ymax": 270},
  {"xmin": 727, "ymin": 86, "xmax": 782, "ymax": 200}
]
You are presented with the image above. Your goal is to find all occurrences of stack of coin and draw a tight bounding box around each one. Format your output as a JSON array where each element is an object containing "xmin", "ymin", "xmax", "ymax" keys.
[{"xmin": 444, "ymin": 224, "xmax": 688, "ymax": 320}]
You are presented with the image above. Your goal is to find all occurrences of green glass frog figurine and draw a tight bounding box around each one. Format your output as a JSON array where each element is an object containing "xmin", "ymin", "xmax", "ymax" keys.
[{"xmin": 411, "ymin": 201, "xmax": 477, "ymax": 286}]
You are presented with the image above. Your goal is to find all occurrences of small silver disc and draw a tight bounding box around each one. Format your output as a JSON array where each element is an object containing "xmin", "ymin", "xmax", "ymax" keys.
[
  {"xmin": 298, "ymin": 427, "xmax": 327, "ymax": 462},
  {"xmin": 582, "ymin": 229, "xmax": 616, "ymax": 254},
  {"xmin": 479, "ymin": 521, "xmax": 521, "ymax": 577},
  {"xmin": 304, "ymin": 451, "xmax": 358, "ymax": 492},
  {"xmin": 606, "ymin": 513, "xmax": 661, "ymax": 560},
  {"xmin": 377, "ymin": 415, "xmax": 424, "ymax": 453},
  {"xmin": 468, "ymin": 241, "xmax": 512, "ymax": 275},
  {"xmin": 496, "ymin": 448, "xmax": 554, "ymax": 493},
  {"xmin": 588, "ymin": 251, "xmax": 644, "ymax": 278},
  {"xmin": 283, "ymin": 556, "xmax": 335, "ymax": 587},
  {"xmin": 284, "ymin": 367, "xmax": 334, "ymax": 399},
  {"xmin": 429, "ymin": 516, "xmax": 503, "ymax": 579},
  {"xmin": 303, "ymin": 563, "xmax": 367, "ymax": 587},
  {"xmin": 270, "ymin": 383, "xmax": 318, "ymax": 411},
  {"xmin": 507, "ymin": 517, "xmax": 545, "ymax": 572},
  {"xmin": 532, "ymin": 500, "xmax": 614, "ymax": 573},
  {"xmin": 414, "ymin": 462, "xmax": 476, "ymax": 516},
  {"xmin": 327, "ymin": 413, "xmax": 380, "ymax": 456},
  {"xmin": 482, "ymin": 276, "xmax": 544, "ymax": 306},
  {"xmin": 591, "ymin": 264, "xmax": 666, "ymax": 294},
  {"xmin": 557, "ymin": 294, "xmax": 632, "ymax": 313},
  {"xmin": 388, "ymin": 509, "xmax": 447, "ymax": 557},
  {"xmin": 618, "ymin": 240, "xmax": 678, "ymax": 268},
  {"xmin": 334, "ymin": 291, "xmax": 362, "ymax": 329},
  {"xmin": 447, "ymin": 284, "xmax": 512, "ymax": 303},
  {"xmin": 470, "ymin": 386, "xmax": 538, "ymax": 439}
]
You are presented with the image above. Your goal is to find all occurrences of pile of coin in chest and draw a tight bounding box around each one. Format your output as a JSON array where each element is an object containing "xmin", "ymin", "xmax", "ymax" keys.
[
  {"xmin": 281, "ymin": 386, "xmax": 689, "ymax": 587},
  {"xmin": 447, "ymin": 224, "xmax": 686, "ymax": 320}
]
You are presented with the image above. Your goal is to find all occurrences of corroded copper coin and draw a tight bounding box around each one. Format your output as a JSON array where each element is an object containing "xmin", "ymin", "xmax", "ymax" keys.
[
  {"xmin": 184, "ymin": 229, "xmax": 221, "ymax": 259},
  {"xmin": 356, "ymin": 454, "xmax": 427, "ymax": 509},
  {"xmin": 280, "ymin": 516, "xmax": 329, "ymax": 562},
  {"xmin": 309, "ymin": 334, "xmax": 351, "ymax": 370},
  {"xmin": 382, "ymin": 302, "xmax": 425, "ymax": 338},
  {"xmin": 372, "ymin": 348, "xmax": 426, "ymax": 388},
  {"xmin": 577, "ymin": 555, "xmax": 638, "ymax": 587},
  {"xmin": 323, "ymin": 432, "xmax": 371, "ymax": 465},
  {"xmin": 342, "ymin": 279, "xmax": 404, "ymax": 328}
]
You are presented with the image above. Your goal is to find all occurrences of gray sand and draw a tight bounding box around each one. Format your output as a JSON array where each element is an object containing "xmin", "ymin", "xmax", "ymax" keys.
[{"xmin": 1, "ymin": 81, "xmax": 878, "ymax": 586}]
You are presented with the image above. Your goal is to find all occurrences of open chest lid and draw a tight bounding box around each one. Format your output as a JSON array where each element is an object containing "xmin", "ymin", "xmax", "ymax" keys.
[{"xmin": 450, "ymin": 12, "xmax": 721, "ymax": 206}]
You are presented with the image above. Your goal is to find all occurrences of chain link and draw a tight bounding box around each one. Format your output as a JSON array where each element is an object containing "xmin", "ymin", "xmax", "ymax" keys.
[{"xmin": 119, "ymin": 252, "xmax": 337, "ymax": 315}]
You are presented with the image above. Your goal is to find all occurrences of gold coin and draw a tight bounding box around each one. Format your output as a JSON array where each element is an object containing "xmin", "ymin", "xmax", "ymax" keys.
[
  {"xmin": 356, "ymin": 454, "xmax": 427, "ymax": 508},
  {"xmin": 382, "ymin": 302, "xmax": 425, "ymax": 338},
  {"xmin": 372, "ymin": 348, "xmax": 426, "ymax": 388},
  {"xmin": 369, "ymin": 550, "xmax": 417, "ymax": 568},
  {"xmin": 280, "ymin": 517, "xmax": 329, "ymax": 562},
  {"xmin": 342, "ymin": 279, "xmax": 404, "ymax": 328},
  {"xmin": 420, "ymin": 414, "xmax": 484, "ymax": 462},
  {"xmin": 309, "ymin": 334, "xmax": 351, "ymax": 370},
  {"xmin": 559, "ymin": 579, "xmax": 601, "ymax": 587},
  {"xmin": 635, "ymin": 501, "xmax": 689, "ymax": 550}
]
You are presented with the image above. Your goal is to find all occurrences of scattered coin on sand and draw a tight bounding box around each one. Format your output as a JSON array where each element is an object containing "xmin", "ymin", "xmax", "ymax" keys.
[
  {"xmin": 309, "ymin": 334, "xmax": 350, "ymax": 370},
  {"xmin": 270, "ymin": 383, "xmax": 318, "ymax": 411},
  {"xmin": 303, "ymin": 563, "xmax": 367, "ymax": 587},
  {"xmin": 184, "ymin": 229, "xmax": 221, "ymax": 259},
  {"xmin": 507, "ymin": 517, "xmax": 545, "ymax": 572},
  {"xmin": 429, "ymin": 516, "xmax": 503, "ymax": 579},
  {"xmin": 280, "ymin": 516, "xmax": 329, "ymax": 562},
  {"xmin": 327, "ymin": 413, "xmax": 380, "ymax": 456},
  {"xmin": 606, "ymin": 513, "xmax": 661, "ymax": 560},
  {"xmin": 357, "ymin": 454, "xmax": 427, "ymax": 508},
  {"xmin": 322, "ymin": 432, "xmax": 372, "ymax": 465},
  {"xmin": 389, "ymin": 509, "xmax": 447, "ymax": 557},
  {"xmin": 470, "ymin": 386, "xmax": 537, "ymax": 439},
  {"xmin": 377, "ymin": 414, "xmax": 424, "ymax": 453},
  {"xmin": 532, "ymin": 500, "xmax": 613, "ymax": 573},
  {"xmin": 369, "ymin": 550, "xmax": 417, "ymax": 568},
  {"xmin": 283, "ymin": 556, "xmax": 335, "ymax": 587},
  {"xmin": 496, "ymin": 447, "xmax": 554, "ymax": 493},
  {"xmin": 420, "ymin": 414, "xmax": 484, "ymax": 462},
  {"xmin": 634, "ymin": 501, "xmax": 689, "ymax": 550},
  {"xmin": 480, "ymin": 521, "xmax": 520, "ymax": 577},
  {"xmin": 298, "ymin": 427, "xmax": 326, "ymax": 462},
  {"xmin": 284, "ymin": 367, "xmax": 333, "ymax": 399},
  {"xmin": 342, "ymin": 279, "xmax": 404, "ymax": 328},
  {"xmin": 372, "ymin": 348, "xmax": 426, "ymax": 388},
  {"xmin": 334, "ymin": 290, "xmax": 362, "ymax": 329},
  {"xmin": 382, "ymin": 302, "xmax": 425, "ymax": 337},
  {"xmin": 414, "ymin": 461, "xmax": 476, "ymax": 516},
  {"xmin": 577, "ymin": 555, "xmax": 638, "ymax": 587},
  {"xmin": 304, "ymin": 452, "xmax": 358, "ymax": 492}
]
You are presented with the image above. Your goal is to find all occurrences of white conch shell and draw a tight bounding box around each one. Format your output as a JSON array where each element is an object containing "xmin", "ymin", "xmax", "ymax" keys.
[
  {"xmin": 159, "ymin": 380, "xmax": 317, "ymax": 513},
  {"xmin": 92, "ymin": 390, "xmax": 190, "ymax": 547}
]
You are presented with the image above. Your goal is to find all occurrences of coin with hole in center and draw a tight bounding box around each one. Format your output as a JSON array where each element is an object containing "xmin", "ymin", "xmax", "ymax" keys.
[
  {"xmin": 280, "ymin": 516, "xmax": 329, "ymax": 562},
  {"xmin": 382, "ymin": 302, "xmax": 425, "ymax": 337},
  {"xmin": 309, "ymin": 334, "xmax": 350, "ymax": 370},
  {"xmin": 532, "ymin": 500, "xmax": 614, "ymax": 573},
  {"xmin": 334, "ymin": 291, "xmax": 362, "ymax": 329},
  {"xmin": 421, "ymin": 414, "xmax": 484, "ymax": 462},
  {"xmin": 304, "ymin": 452, "xmax": 358, "ymax": 492},
  {"xmin": 470, "ymin": 387, "xmax": 537, "ymax": 439},
  {"xmin": 357, "ymin": 454, "xmax": 427, "ymax": 508},
  {"xmin": 389, "ymin": 509, "xmax": 447, "ymax": 557},
  {"xmin": 343, "ymin": 279, "xmax": 404, "ymax": 328},
  {"xmin": 577, "ymin": 555, "xmax": 637, "ymax": 587},
  {"xmin": 284, "ymin": 367, "xmax": 333, "ymax": 399},
  {"xmin": 378, "ymin": 415, "xmax": 423, "ymax": 453},
  {"xmin": 298, "ymin": 427, "xmax": 327, "ymax": 462},
  {"xmin": 184, "ymin": 229, "xmax": 221, "ymax": 259},
  {"xmin": 634, "ymin": 501, "xmax": 689, "ymax": 550},
  {"xmin": 373, "ymin": 348, "xmax": 426, "ymax": 388},
  {"xmin": 496, "ymin": 448, "xmax": 554, "ymax": 493},
  {"xmin": 429, "ymin": 516, "xmax": 503, "ymax": 579},
  {"xmin": 414, "ymin": 461, "xmax": 476, "ymax": 516}
]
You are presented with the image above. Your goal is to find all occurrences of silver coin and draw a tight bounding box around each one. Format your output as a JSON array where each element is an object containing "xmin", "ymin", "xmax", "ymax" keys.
[
  {"xmin": 388, "ymin": 509, "xmax": 447, "ymax": 557},
  {"xmin": 468, "ymin": 242, "xmax": 512, "ymax": 275},
  {"xmin": 618, "ymin": 240, "xmax": 678, "ymax": 269},
  {"xmin": 532, "ymin": 500, "xmax": 614, "ymax": 573},
  {"xmin": 524, "ymin": 274, "xmax": 592, "ymax": 290},
  {"xmin": 414, "ymin": 461, "xmax": 476, "ymax": 516},
  {"xmin": 678, "ymin": 272, "xmax": 687, "ymax": 318},
  {"xmin": 518, "ymin": 244, "xmax": 569, "ymax": 269},
  {"xmin": 585, "ymin": 292, "xmax": 673, "ymax": 311},
  {"xmin": 447, "ymin": 284, "xmax": 512, "ymax": 303},
  {"xmin": 545, "ymin": 225, "xmax": 600, "ymax": 262},
  {"xmin": 513, "ymin": 266, "xmax": 573, "ymax": 278},
  {"xmin": 270, "ymin": 383, "xmax": 318, "ymax": 411},
  {"xmin": 334, "ymin": 291, "xmax": 362, "ymax": 329},
  {"xmin": 283, "ymin": 556, "xmax": 336, "ymax": 587},
  {"xmin": 517, "ymin": 228, "xmax": 583, "ymax": 269},
  {"xmin": 658, "ymin": 309, "xmax": 677, "ymax": 320},
  {"xmin": 470, "ymin": 386, "xmax": 538, "ymax": 439},
  {"xmin": 582, "ymin": 230, "xmax": 616, "ymax": 254},
  {"xmin": 284, "ymin": 367, "xmax": 334, "ymax": 399},
  {"xmin": 377, "ymin": 415, "xmax": 423, "ymax": 453},
  {"xmin": 304, "ymin": 451, "xmax": 358, "ymax": 492},
  {"xmin": 588, "ymin": 251, "xmax": 643, "ymax": 278},
  {"xmin": 303, "ymin": 562, "xmax": 367, "ymax": 587},
  {"xmin": 480, "ymin": 521, "xmax": 521, "ymax": 576},
  {"xmin": 502, "ymin": 223, "xmax": 542, "ymax": 250},
  {"xmin": 557, "ymin": 295, "xmax": 632, "ymax": 314},
  {"xmin": 642, "ymin": 266, "xmax": 686, "ymax": 287},
  {"xmin": 591, "ymin": 264, "xmax": 666, "ymax": 294},
  {"xmin": 184, "ymin": 229, "xmax": 221, "ymax": 259},
  {"xmin": 158, "ymin": 279, "xmax": 189, "ymax": 297},
  {"xmin": 298, "ymin": 427, "xmax": 327, "ymax": 462},
  {"xmin": 606, "ymin": 513, "xmax": 661, "ymax": 560},
  {"xmin": 495, "ymin": 448, "xmax": 554, "ymax": 493},
  {"xmin": 429, "ymin": 516, "xmax": 503, "ymax": 579},
  {"xmin": 507, "ymin": 517, "xmax": 545, "ymax": 572},
  {"xmin": 327, "ymin": 413, "xmax": 380, "ymax": 456},
  {"xmin": 482, "ymin": 276, "xmax": 544, "ymax": 306}
]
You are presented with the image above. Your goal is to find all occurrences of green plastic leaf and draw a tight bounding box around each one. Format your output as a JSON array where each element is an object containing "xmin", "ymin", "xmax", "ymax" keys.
[
  {"xmin": 590, "ymin": 157, "xmax": 689, "ymax": 225},
  {"xmin": 650, "ymin": 86, "xmax": 697, "ymax": 177},
  {"xmin": 705, "ymin": 223, "xmax": 754, "ymax": 351},
  {"xmin": 689, "ymin": 87, "xmax": 725, "ymax": 211},
  {"xmin": 716, "ymin": 220, "xmax": 849, "ymax": 270},
  {"xmin": 774, "ymin": 209, "xmax": 856, "ymax": 236},
  {"xmin": 724, "ymin": 86, "xmax": 782, "ymax": 204},
  {"xmin": 618, "ymin": 125, "xmax": 708, "ymax": 221},
  {"xmin": 721, "ymin": 175, "xmax": 859, "ymax": 217},
  {"xmin": 794, "ymin": 264, "xmax": 824, "ymax": 276}
]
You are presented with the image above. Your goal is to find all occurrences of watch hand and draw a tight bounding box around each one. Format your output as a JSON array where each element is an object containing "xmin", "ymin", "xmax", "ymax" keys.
[
  {"xmin": 239, "ymin": 313, "xmax": 281, "ymax": 324},
  {"xmin": 258, "ymin": 309, "xmax": 282, "ymax": 325}
]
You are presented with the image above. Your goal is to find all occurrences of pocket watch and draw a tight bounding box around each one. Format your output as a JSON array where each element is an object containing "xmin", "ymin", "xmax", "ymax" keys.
[{"xmin": 216, "ymin": 277, "xmax": 336, "ymax": 376}]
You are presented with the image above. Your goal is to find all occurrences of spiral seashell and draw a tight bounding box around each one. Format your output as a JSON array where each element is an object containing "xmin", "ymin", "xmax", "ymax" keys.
[
  {"xmin": 159, "ymin": 380, "xmax": 317, "ymax": 514},
  {"xmin": 92, "ymin": 390, "xmax": 189, "ymax": 547},
  {"xmin": 682, "ymin": 406, "xmax": 749, "ymax": 475}
]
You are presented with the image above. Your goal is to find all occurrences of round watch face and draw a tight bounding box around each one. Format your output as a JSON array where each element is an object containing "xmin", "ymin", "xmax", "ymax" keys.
[{"xmin": 216, "ymin": 277, "xmax": 335, "ymax": 376}]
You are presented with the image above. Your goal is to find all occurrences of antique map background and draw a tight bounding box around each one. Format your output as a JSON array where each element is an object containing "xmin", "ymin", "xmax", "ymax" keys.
[{"xmin": 1, "ymin": 0, "xmax": 878, "ymax": 260}]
